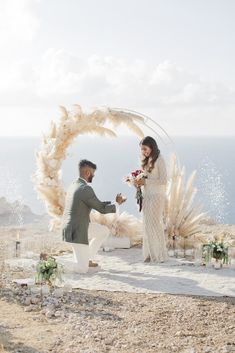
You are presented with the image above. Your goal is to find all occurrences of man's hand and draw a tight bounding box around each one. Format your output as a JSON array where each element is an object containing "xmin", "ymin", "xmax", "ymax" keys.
[{"xmin": 116, "ymin": 193, "xmax": 127, "ymax": 205}]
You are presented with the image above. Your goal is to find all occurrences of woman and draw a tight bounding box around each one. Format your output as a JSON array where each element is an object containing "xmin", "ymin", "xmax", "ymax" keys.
[{"xmin": 136, "ymin": 136, "xmax": 168, "ymax": 263}]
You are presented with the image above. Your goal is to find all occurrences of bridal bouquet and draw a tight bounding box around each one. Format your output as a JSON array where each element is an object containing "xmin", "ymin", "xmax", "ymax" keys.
[{"xmin": 125, "ymin": 170, "xmax": 147, "ymax": 212}]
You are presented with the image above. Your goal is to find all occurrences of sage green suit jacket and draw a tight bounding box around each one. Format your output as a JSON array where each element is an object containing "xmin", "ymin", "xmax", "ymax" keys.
[{"xmin": 62, "ymin": 178, "xmax": 116, "ymax": 244}]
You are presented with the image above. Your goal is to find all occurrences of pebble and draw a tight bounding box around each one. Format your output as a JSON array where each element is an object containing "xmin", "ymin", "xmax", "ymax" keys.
[
  {"xmin": 1, "ymin": 273, "xmax": 235, "ymax": 353},
  {"xmin": 54, "ymin": 310, "xmax": 63, "ymax": 317},
  {"xmin": 104, "ymin": 339, "xmax": 114, "ymax": 345},
  {"xmin": 31, "ymin": 296, "xmax": 40, "ymax": 305},
  {"xmin": 24, "ymin": 297, "xmax": 31, "ymax": 306},
  {"xmin": 45, "ymin": 310, "xmax": 55, "ymax": 318}
]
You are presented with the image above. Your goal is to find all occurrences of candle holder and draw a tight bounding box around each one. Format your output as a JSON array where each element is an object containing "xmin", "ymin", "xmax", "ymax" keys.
[
  {"xmin": 194, "ymin": 247, "xmax": 202, "ymax": 266},
  {"xmin": 228, "ymin": 246, "xmax": 235, "ymax": 268},
  {"xmin": 168, "ymin": 234, "xmax": 179, "ymax": 257},
  {"xmin": 15, "ymin": 231, "xmax": 21, "ymax": 258},
  {"xmin": 15, "ymin": 241, "xmax": 21, "ymax": 257},
  {"xmin": 201, "ymin": 244, "xmax": 213, "ymax": 266}
]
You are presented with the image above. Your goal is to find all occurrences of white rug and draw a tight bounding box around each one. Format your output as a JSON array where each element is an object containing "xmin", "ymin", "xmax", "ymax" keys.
[{"xmin": 57, "ymin": 248, "xmax": 235, "ymax": 297}]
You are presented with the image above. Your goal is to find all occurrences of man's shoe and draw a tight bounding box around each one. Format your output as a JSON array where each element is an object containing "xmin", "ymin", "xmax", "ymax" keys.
[
  {"xmin": 144, "ymin": 256, "xmax": 151, "ymax": 263},
  {"xmin": 89, "ymin": 260, "xmax": 98, "ymax": 267}
]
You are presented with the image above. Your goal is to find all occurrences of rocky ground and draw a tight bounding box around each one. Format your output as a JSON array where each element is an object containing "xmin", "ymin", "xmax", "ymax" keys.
[
  {"xmin": 0, "ymin": 211, "xmax": 235, "ymax": 353},
  {"xmin": 0, "ymin": 282, "xmax": 235, "ymax": 353}
]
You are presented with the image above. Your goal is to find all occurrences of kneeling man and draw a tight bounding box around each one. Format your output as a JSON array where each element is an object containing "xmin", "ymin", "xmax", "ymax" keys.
[{"xmin": 62, "ymin": 159, "xmax": 126, "ymax": 273}]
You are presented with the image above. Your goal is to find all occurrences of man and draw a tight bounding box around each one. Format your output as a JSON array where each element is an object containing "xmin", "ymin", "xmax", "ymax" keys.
[{"xmin": 62, "ymin": 159, "xmax": 126, "ymax": 273}]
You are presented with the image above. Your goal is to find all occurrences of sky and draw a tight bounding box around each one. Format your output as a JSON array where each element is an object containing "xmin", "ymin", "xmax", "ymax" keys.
[{"xmin": 0, "ymin": 0, "xmax": 235, "ymax": 136}]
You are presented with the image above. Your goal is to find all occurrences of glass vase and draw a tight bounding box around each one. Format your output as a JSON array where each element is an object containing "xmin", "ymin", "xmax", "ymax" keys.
[
  {"xmin": 214, "ymin": 258, "xmax": 222, "ymax": 269},
  {"xmin": 194, "ymin": 247, "xmax": 202, "ymax": 266},
  {"xmin": 202, "ymin": 244, "xmax": 213, "ymax": 266}
]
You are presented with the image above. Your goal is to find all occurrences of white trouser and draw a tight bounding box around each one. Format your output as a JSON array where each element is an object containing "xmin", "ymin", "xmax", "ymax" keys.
[{"xmin": 71, "ymin": 223, "xmax": 109, "ymax": 273}]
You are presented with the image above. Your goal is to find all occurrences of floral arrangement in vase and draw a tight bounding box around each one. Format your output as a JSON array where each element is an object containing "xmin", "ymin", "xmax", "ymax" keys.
[
  {"xmin": 203, "ymin": 240, "xmax": 230, "ymax": 268},
  {"xmin": 35, "ymin": 253, "xmax": 64, "ymax": 286}
]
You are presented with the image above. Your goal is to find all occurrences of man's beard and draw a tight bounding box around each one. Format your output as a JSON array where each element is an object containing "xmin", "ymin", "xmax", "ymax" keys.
[{"xmin": 88, "ymin": 176, "xmax": 93, "ymax": 183}]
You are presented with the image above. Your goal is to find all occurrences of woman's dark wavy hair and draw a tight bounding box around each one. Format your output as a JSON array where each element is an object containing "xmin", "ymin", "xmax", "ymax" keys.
[{"xmin": 139, "ymin": 136, "xmax": 160, "ymax": 172}]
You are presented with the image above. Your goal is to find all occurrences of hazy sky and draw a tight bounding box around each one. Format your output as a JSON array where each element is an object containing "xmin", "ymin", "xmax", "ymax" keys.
[{"xmin": 0, "ymin": 0, "xmax": 235, "ymax": 136}]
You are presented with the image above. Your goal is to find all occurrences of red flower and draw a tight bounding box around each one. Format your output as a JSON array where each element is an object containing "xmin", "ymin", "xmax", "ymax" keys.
[{"xmin": 131, "ymin": 170, "xmax": 143, "ymax": 177}]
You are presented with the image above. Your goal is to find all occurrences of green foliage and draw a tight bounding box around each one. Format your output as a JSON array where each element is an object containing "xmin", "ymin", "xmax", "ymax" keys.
[
  {"xmin": 35, "ymin": 256, "xmax": 63, "ymax": 286},
  {"xmin": 203, "ymin": 241, "xmax": 229, "ymax": 263}
]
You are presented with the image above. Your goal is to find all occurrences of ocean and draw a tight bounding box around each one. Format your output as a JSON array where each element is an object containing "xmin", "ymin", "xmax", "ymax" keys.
[{"xmin": 0, "ymin": 135, "xmax": 234, "ymax": 224}]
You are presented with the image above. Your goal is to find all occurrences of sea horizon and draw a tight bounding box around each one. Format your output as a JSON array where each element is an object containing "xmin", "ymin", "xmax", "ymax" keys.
[{"xmin": 0, "ymin": 135, "xmax": 234, "ymax": 224}]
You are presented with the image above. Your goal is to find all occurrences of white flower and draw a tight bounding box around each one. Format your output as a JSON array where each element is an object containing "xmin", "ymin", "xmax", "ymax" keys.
[{"xmin": 136, "ymin": 172, "xmax": 147, "ymax": 181}]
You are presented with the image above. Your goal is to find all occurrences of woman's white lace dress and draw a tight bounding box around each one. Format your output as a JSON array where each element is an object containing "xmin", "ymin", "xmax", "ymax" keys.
[{"xmin": 142, "ymin": 154, "xmax": 169, "ymax": 262}]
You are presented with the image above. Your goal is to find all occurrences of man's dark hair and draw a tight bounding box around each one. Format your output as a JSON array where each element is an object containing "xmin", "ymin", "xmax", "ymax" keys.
[{"xmin": 78, "ymin": 159, "xmax": 97, "ymax": 172}]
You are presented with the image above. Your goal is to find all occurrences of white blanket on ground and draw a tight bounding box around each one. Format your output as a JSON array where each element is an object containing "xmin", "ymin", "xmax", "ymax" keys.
[{"xmin": 57, "ymin": 248, "xmax": 235, "ymax": 297}]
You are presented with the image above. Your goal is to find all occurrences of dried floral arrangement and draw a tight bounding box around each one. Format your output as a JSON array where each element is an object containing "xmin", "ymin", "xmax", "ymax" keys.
[
  {"xmin": 32, "ymin": 105, "xmax": 145, "ymax": 231},
  {"xmin": 33, "ymin": 106, "xmax": 206, "ymax": 248},
  {"xmin": 165, "ymin": 154, "xmax": 207, "ymax": 248}
]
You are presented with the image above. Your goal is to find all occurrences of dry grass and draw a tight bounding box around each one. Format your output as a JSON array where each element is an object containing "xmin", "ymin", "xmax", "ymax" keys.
[
  {"xmin": 165, "ymin": 153, "xmax": 207, "ymax": 248},
  {"xmin": 32, "ymin": 105, "xmax": 145, "ymax": 231}
]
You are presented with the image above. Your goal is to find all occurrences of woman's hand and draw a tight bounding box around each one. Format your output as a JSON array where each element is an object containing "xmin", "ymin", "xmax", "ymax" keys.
[{"xmin": 134, "ymin": 178, "xmax": 146, "ymax": 187}]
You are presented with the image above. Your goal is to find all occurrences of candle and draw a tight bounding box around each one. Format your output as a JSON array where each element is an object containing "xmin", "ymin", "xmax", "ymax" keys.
[{"xmin": 15, "ymin": 231, "xmax": 21, "ymax": 257}]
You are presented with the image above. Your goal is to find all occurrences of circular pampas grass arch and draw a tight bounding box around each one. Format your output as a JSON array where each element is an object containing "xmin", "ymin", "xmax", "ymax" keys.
[
  {"xmin": 33, "ymin": 104, "xmax": 207, "ymax": 248},
  {"xmin": 32, "ymin": 105, "xmax": 173, "ymax": 240}
]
